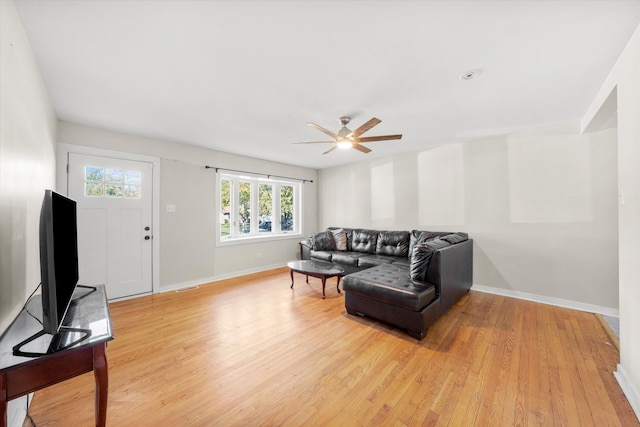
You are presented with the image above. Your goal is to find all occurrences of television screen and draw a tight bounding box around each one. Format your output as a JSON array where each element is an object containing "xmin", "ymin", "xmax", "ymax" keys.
[{"xmin": 39, "ymin": 190, "xmax": 79, "ymax": 334}]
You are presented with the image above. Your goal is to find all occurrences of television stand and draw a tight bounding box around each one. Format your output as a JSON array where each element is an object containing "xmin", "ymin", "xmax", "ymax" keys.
[
  {"xmin": 0, "ymin": 284, "xmax": 113, "ymax": 427},
  {"xmin": 11, "ymin": 285, "xmax": 99, "ymax": 358}
]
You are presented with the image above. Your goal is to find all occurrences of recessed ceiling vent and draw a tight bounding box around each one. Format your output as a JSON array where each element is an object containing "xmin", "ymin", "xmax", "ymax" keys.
[{"xmin": 460, "ymin": 69, "xmax": 482, "ymax": 80}]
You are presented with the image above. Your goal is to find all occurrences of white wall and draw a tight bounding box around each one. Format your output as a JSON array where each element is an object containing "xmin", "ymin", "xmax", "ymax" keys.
[
  {"xmin": 319, "ymin": 123, "xmax": 619, "ymax": 311},
  {"xmin": 0, "ymin": 1, "xmax": 58, "ymax": 425},
  {"xmin": 583, "ymin": 22, "xmax": 640, "ymax": 420},
  {"xmin": 57, "ymin": 122, "xmax": 318, "ymax": 290}
]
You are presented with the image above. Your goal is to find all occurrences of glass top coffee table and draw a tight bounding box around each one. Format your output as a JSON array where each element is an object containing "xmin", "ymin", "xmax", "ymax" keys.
[{"xmin": 287, "ymin": 260, "xmax": 345, "ymax": 299}]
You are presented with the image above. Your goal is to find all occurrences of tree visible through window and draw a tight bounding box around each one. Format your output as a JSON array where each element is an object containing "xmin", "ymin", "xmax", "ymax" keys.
[{"xmin": 218, "ymin": 173, "xmax": 301, "ymax": 241}]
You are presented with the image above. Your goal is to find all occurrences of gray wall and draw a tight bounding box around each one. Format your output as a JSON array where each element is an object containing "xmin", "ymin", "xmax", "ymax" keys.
[
  {"xmin": 583, "ymin": 21, "xmax": 640, "ymax": 419},
  {"xmin": 0, "ymin": 2, "xmax": 58, "ymax": 425},
  {"xmin": 0, "ymin": 0, "xmax": 57, "ymax": 336},
  {"xmin": 318, "ymin": 123, "xmax": 618, "ymax": 310},
  {"xmin": 57, "ymin": 122, "xmax": 318, "ymax": 290}
]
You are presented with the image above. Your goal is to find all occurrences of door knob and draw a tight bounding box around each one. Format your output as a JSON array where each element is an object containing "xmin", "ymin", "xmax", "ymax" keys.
[
  {"xmin": 145, "ymin": 226, "xmax": 150, "ymax": 231},
  {"xmin": 144, "ymin": 236, "xmax": 151, "ymax": 240}
]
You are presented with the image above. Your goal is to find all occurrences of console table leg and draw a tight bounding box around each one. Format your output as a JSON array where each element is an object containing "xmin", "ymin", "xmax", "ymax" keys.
[
  {"xmin": 93, "ymin": 343, "xmax": 108, "ymax": 427},
  {"xmin": 290, "ymin": 269, "xmax": 294, "ymax": 288},
  {"xmin": 321, "ymin": 277, "xmax": 326, "ymax": 299},
  {"xmin": 1, "ymin": 373, "xmax": 7, "ymax": 427}
]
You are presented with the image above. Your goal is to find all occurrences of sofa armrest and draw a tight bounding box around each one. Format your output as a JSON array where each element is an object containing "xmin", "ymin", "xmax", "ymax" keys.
[
  {"xmin": 299, "ymin": 240, "xmax": 312, "ymax": 260},
  {"xmin": 427, "ymin": 239, "xmax": 473, "ymax": 313}
]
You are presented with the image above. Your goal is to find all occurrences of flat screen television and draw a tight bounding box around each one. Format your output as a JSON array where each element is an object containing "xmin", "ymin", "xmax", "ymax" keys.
[
  {"xmin": 13, "ymin": 190, "xmax": 92, "ymax": 357},
  {"xmin": 39, "ymin": 189, "xmax": 80, "ymax": 334}
]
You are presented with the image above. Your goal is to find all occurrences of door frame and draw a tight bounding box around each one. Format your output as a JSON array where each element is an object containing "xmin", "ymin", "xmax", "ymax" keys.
[{"xmin": 57, "ymin": 143, "xmax": 161, "ymax": 296}]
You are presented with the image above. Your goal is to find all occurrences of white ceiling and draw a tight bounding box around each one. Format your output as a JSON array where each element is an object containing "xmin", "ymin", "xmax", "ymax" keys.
[{"xmin": 13, "ymin": 0, "xmax": 640, "ymax": 169}]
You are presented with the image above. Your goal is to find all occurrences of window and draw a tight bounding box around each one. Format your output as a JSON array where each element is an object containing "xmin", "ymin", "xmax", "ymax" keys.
[
  {"xmin": 84, "ymin": 166, "xmax": 141, "ymax": 198},
  {"xmin": 218, "ymin": 172, "xmax": 302, "ymax": 243}
]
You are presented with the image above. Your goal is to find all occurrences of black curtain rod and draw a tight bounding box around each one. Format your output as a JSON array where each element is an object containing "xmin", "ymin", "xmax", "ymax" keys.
[{"xmin": 204, "ymin": 166, "xmax": 313, "ymax": 183}]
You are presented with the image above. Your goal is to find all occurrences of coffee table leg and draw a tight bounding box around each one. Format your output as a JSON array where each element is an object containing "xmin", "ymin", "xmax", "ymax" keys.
[
  {"xmin": 290, "ymin": 269, "xmax": 294, "ymax": 288},
  {"xmin": 321, "ymin": 276, "xmax": 326, "ymax": 299},
  {"xmin": 337, "ymin": 276, "xmax": 341, "ymax": 294}
]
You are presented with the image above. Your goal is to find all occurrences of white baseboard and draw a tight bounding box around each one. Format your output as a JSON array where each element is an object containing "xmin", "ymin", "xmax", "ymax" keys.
[
  {"xmin": 471, "ymin": 283, "xmax": 619, "ymax": 317},
  {"xmin": 160, "ymin": 262, "xmax": 288, "ymax": 293},
  {"xmin": 614, "ymin": 364, "xmax": 640, "ymax": 422}
]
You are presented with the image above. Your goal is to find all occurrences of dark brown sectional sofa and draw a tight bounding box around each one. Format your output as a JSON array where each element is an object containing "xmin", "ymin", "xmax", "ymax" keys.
[{"xmin": 299, "ymin": 227, "xmax": 473, "ymax": 339}]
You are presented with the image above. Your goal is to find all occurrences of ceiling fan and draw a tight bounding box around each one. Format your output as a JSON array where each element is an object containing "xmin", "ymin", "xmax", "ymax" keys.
[{"xmin": 293, "ymin": 116, "xmax": 402, "ymax": 154}]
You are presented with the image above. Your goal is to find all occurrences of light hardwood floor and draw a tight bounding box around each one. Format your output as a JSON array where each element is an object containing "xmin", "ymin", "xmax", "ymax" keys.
[{"xmin": 25, "ymin": 268, "xmax": 637, "ymax": 426}]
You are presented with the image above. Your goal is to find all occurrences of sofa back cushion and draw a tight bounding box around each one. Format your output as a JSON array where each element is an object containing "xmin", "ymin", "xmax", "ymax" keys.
[
  {"xmin": 376, "ymin": 230, "xmax": 410, "ymax": 257},
  {"xmin": 410, "ymin": 238, "xmax": 450, "ymax": 282},
  {"xmin": 441, "ymin": 232, "xmax": 469, "ymax": 244},
  {"xmin": 351, "ymin": 229, "xmax": 378, "ymax": 254},
  {"xmin": 409, "ymin": 230, "xmax": 437, "ymax": 258},
  {"xmin": 310, "ymin": 231, "xmax": 335, "ymax": 251}
]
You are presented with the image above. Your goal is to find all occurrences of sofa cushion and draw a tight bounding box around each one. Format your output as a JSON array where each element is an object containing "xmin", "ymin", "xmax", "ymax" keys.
[
  {"xmin": 440, "ymin": 232, "xmax": 469, "ymax": 244},
  {"xmin": 410, "ymin": 238, "xmax": 450, "ymax": 282},
  {"xmin": 358, "ymin": 254, "xmax": 399, "ymax": 268},
  {"xmin": 310, "ymin": 231, "xmax": 335, "ymax": 251},
  {"xmin": 327, "ymin": 227, "xmax": 354, "ymax": 250},
  {"xmin": 343, "ymin": 264, "xmax": 437, "ymax": 311},
  {"xmin": 309, "ymin": 250, "xmax": 332, "ymax": 262},
  {"xmin": 376, "ymin": 230, "xmax": 410, "ymax": 257},
  {"xmin": 330, "ymin": 228, "xmax": 348, "ymax": 251},
  {"xmin": 351, "ymin": 229, "xmax": 378, "ymax": 254},
  {"xmin": 409, "ymin": 230, "xmax": 438, "ymax": 259},
  {"xmin": 330, "ymin": 251, "xmax": 362, "ymax": 266}
]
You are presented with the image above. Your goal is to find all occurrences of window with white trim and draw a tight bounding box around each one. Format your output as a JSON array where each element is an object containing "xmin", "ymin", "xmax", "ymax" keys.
[{"xmin": 218, "ymin": 172, "xmax": 302, "ymax": 242}]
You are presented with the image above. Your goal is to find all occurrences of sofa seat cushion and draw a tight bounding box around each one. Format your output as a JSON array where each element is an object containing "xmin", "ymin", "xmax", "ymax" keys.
[
  {"xmin": 358, "ymin": 254, "xmax": 399, "ymax": 268},
  {"xmin": 343, "ymin": 264, "xmax": 436, "ymax": 312},
  {"xmin": 310, "ymin": 250, "xmax": 333, "ymax": 262},
  {"xmin": 330, "ymin": 251, "xmax": 365, "ymax": 266},
  {"xmin": 391, "ymin": 257, "xmax": 410, "ymax": 267}
]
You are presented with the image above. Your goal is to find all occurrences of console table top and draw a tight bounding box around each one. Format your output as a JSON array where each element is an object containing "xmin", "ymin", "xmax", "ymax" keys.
[{"xmin": 0, "ymin": 284, "xmax": 113, "ymax": 371}]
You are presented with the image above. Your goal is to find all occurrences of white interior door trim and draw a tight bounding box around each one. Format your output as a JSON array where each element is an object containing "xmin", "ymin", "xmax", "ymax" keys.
[{"xmin": 57, "ymin": 143, "xmax": 161, "ymax": 296}]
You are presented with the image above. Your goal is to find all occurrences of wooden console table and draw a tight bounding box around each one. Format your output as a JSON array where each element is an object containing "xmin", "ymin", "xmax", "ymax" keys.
[{"xmin": 0, "ymin": 284, "xmax": 113, "ymax": 427}]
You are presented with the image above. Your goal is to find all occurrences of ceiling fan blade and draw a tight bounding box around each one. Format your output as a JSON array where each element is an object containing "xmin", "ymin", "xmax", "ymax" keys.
[
  {"xmin": 355, "ymin": 134, "xmax": 403, "ymax": 143},
  {"xmin": 323, "ymin": 145, "xmax": 338, "ymax": 155},
  {"xmin": 348, "ymin": 117, "xmax": 381, "ymax": 138},
  {"xmin": 307, "ymin": 122, "xmax": 340, "ymax": 139},
  {"xmin": 292, "ymin": 141, "xmax": 335, "ymax": 144},
  {"xmin": 352, "ymin": 143, "xmax": 372, "ymax": 154}
]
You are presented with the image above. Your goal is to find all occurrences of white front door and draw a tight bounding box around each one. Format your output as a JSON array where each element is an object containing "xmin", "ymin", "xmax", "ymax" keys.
[{"xmin": 67, "ymin": 153, "xmax": 153, "ymax": 299}]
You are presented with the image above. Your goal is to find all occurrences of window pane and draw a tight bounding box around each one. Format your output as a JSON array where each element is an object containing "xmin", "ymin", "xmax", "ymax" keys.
[
  {"xmin": 125, "ymin": 170, "xmax": 141, "ymax": 185},
  {"xmin": 85, "ymin": 166, "xmax": 104, "ymax": 182},
  {"xmin": 124, "ymin": 185, "xmax": 141, "ymax": 198},
  {"xmin": 85, "ymin": 182, "xmax": 104, "ymax": 197},
  {"xmin": 220, "ymin": 179, "xmax": 231, "ymax": 238},
  {"xmin": 281, "ymin": 185, "xmax": 294, "ymax": 231},
  {"xmin": 239, "ymin": 181, "xmax": 251, "ymax": 234},
  {"xmin": 106, "ymin": 169, "xmax": 124, "ymax": 184},
  {"xmin": 259, "ymin": 184, "xmax": 272, "ymax": 233},
  {"xmin": 106, "ymin": 184, "xmax": 124, "ymax": 197}
]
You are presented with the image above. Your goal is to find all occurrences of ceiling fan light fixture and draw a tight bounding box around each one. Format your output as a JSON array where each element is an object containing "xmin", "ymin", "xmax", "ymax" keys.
[{"xmin": 337, "ymin": 140, "xmax": 353, "ymax": 149}]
